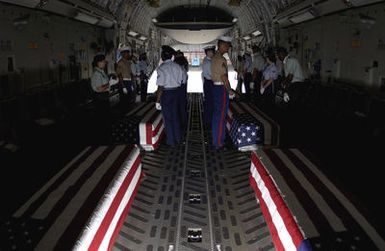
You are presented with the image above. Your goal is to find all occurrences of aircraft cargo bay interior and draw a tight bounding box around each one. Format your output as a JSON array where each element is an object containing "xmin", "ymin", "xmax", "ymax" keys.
[{"xmin": 0, "ymin": 0, "xmax": 385, "ymax": 250}]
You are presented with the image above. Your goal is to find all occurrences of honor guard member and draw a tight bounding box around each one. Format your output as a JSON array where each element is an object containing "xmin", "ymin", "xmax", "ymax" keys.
[
  {"xmin": 116, "ymin": 46, "xmax": 134, "ymax": 107},
  {"xmin": 259, "ymin": 53, "xmax": 278, "ymax": 106},
  {"xmin": 130, "ymin": 55, "xmax": 140, "ymax": 96},
  {"xmin": 210, "ymin": 36, "xmax": 235, "ymax": 150},
  {"xmin": 235, "ymin": 54, "xmax": 244, "ymax": 93},
  {"xmin": 90, "ymin": 54, "xmax": 115, "ymax": 143},
  {"xmin": 202, "ymin": 44, "xmax": 215, "ymax": 128},
  {"xmin": 174, "ymin": 50, "xmax": 189, "ymax": 132},
  {"xmin": 155, "ymin": 45, "xmax": 184, "ymax": 147},
  {"xmin": 138, "ymin": 53, "xmax": 149, "ymax": 102},
  {"xmin": 276, "ymin": 47, "xmax": 305, "ymax": 110},
  {"xmin": 251, "ymin": 45, "xmax": 265, "ymax": 97},
  {"xmin": 243, "ymin": 52, "xmax": 253, "ymax": 99}
]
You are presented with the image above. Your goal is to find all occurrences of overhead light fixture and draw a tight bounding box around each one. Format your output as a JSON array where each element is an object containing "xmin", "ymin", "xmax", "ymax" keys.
[
  {"xmin": 252, "ymin": 30, "xmax": 262, "ymax": 36},
  {"xmin": 359, "ymin": 13, "xmax": 376, "ymax": 25},
  {"xmin": 128, "ymin": 30, "xmax": 138, "ymax": 37},
  {"xmin": 13, "ymin": 14, "xmax": 30, "ymax": 26},
  {"xmin": 232, "ymin": 17, "xmax": 238, "ymax": 23},
  {"xmin": 152, "ymin": 18, "xmax": 158, "ymax": 23},
  {"xmin": 97, "ymin": 18, "xmax": 114, "ymax": 28},
  {"xmin": 74, "ymin": 12, "xmax": 99, "ymax": 25},
  {"xmin": 243, "ymin": 35, "xmax": 251, "ymax": 40},
  {"xmin": 139, "ymin": 36, "xmax": 147, "ymax": 40},
  {"xmin": 288, "ymin": 10, "xmax": 315, "ymax": 24}
]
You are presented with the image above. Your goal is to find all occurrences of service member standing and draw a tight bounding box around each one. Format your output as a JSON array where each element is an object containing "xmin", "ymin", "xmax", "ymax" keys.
[
  {"xmin": 210, "ymin": 36, "xmax": 235, "ymax": 150},
  {"xmin": 138, "ymin": 52, "xmax": 149, "ymax": 102},
  {"xmin": 116, "ymin": 46, "xmax": 134, "ymax": 107},
  {"xmin": 276, "ymin": 47, "xmax": 305, "ymax": 110},
  {"xmin": 259, "ymin": 53, "xmax": 278, "ymax": 106},
  {"xmin": 155, "ymin": 45, "xmax": 184, "ymax": 148},
  {"xmin": 202, "ymin": 45, "xmax": 215, "ymax": 128},
  {"xmin": 90, "ymin": 53, "xmax": 115, "ymax": 143},
  {"xmin": 243, "ymin": 52, "xmax": 253, "ymax": 99},
  {"xmin": 251, "ymin": 45, "xmax": 265, "ymax": 98},
  {"xmin": 174, "ymin": 50, "xmax": 189, "ymax": 132}
]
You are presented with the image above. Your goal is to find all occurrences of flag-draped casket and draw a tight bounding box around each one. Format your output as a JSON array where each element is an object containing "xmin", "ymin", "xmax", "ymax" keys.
[
  {"xmin": 111, "ymin": 102, "xmax": 165, "ymax": 151},
  {"xmin": 227, "ymin": 112, "xmax": 264, "ymax": 151},
  {"xmin": 226, "ymin": 101, "xmax": 280, "ymax": 150},
  {"xmin": 249, "ymin": 149, "xmax": 381, "ymax": 251},
  {"xmin": 2, "ymin": 145, "xmax": 143, "ymax": 251}
]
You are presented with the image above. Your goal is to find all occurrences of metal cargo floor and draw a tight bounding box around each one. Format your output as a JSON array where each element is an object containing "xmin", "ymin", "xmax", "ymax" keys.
[{"xmin": 113, "ymin": 93, "xmax": 275, "ymax": 251}]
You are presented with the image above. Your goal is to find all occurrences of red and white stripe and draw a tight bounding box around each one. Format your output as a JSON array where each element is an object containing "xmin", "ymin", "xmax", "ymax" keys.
[
  {"xmin": 13, "ymin": 145, "xmax": 143, "ymax": 251},
  {"xmin": 73, "ymin": 147, "xmax": 142, "ymax": 250},
  {"xmin": 249, "ymin": 151, "xmax": 304, "ymax": 251},
  {"xmin": 249, "ymin": 149, "xmax": 385, "ymax": 251},
  {"xmin": 139, "ymin": 102, "xmax": 165, "ymax": 151}
]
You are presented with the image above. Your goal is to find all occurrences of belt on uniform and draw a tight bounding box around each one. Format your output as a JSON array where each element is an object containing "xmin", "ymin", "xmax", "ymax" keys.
[
  {"xmin": 123, "ymin": 78, "xmax": 132, "ymax": 81},
  {"xmin": 213, "ymin": 81, "xmax": 224, "ymax": 85},
  {"xmin": 164, "ymin": 87, "xmax": 179, "ymax": 91}
]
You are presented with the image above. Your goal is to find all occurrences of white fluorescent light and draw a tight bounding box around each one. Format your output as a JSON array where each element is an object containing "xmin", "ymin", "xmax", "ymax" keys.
[
  {"xmin": 252, "ymin": 30, "xmax": 262, "ymax": 36},
  {"xmin": 232, "ymin": 17, "xmax": 238, "ymax": 23},
  {"xmin": 152, "ymin": 18, "xmax": 158, "ymax": 23},
  {"xmin": 288, "ymin": 11, "xmax": 314, "ymax": 23},
  {"xmin": 243, "ymin": 35, "xmax": 251, "ymax": 40},
  {"xmin": 139, "ymin": 36, "xmax": 147, "ymax": 40},
  {"xmin": 97, "ymin": 18, "xmax": 114, "ymax": 28},
  {"xmin": 128, "ymin": 30, "xmax": 138, "ymax": 37},
  {"xmin": 74, "ymin": 12, "xmax": 99, "ymax": 25}
]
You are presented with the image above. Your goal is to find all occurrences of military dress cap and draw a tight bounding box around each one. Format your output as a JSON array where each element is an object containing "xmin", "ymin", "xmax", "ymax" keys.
[
  {"xmin": 161, "ymin": 45, "xmax": 176, "ymax": 55},
  {"xmin": 203, "ymin": 45, "xmax": 215, "ymax": 51},
  {"xmin": 174, "ymin": 50, "xmax": 184, "ymax": 57},
  {"xmin": 93, "ymin": 53, "xmax": 105, "ymax": 64},
  {"xmin": 120, "ymin": 46, "xmax": 131, "ymax": 52},
  {"xmin": 217, "ymin": 36, "xmax": 232, "ymax": 43}
]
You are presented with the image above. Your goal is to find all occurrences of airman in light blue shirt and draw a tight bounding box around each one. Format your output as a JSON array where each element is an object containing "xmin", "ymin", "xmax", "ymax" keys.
[{"xmin": 156, "ymin": 59, "xmax": 183, "ymax": 89}]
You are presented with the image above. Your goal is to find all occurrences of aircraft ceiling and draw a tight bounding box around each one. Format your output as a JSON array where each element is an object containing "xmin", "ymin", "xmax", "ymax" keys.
[{"xmin": 1, "ymin": 0, "xmax": 383, "ymax": 43}]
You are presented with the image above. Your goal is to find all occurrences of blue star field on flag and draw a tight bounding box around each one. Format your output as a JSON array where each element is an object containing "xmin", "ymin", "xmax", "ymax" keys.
[{"xmin": 229, "ymin": 113, "xmax": 264, "ymax": 149}]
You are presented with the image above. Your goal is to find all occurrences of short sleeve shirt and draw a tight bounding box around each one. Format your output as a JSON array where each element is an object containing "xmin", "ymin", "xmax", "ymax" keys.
[
  {"xmin": 211, "ymin": 52, "xmax": 228, "ymax": 82},
  {"xmin": 138, "ymin": 60, "xmax": 148, "ymax": 75},
  {"xmin": 116, "ymin": 58, "xmax": 133, "ymax": 79},
  {"xmin": 181, "ymin": 68, "xmax": 188, "ymax": 85},
  {"xmin": 202, "ymin": 56, "xmax": 212, "ymax": 80},
  {"xmin": 91, "ymin": 67, "xmax": 109, "ymax": 93},
  {"xmin": 243, "ymin": 55, "xmax": 253, "ymax": 73},
  {"xmin": 262, "ymin": 64, "xmax": 278, "ymax": 81},
  {"xmin": 283, "ymin": 55, "xmax": 305, "ymax": 83},
  {"xmin": 252, "ymin": 53, "xmax": 265, "ymax": 72},
  {"xmin": 156, "ymin": 59, "xmax": 183, "ymax": 88}
]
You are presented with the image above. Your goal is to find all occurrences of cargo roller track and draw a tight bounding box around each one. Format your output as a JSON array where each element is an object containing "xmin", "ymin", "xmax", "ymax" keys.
[{"xmin": 113, "ymin": 93, "xmax": 275, "ymax": 251}]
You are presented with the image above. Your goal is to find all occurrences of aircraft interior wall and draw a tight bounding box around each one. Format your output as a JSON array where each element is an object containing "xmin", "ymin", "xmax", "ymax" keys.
[
  {"xmin": 0, "ymin": 2, "xmax": 107, "ymax": 95},
  {"xmin": 278, "ymin": 2, "xmax": 385, "ymax": 90}
]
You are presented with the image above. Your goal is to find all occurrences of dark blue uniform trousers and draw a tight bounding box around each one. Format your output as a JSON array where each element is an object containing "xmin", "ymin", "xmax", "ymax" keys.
[
  {"xmin": 120, "ymin": 80, "xmax": 134, "ymax": 106},
  {"xmin": 243, "ymin": 72, "xmax": 252, "ymax": 98},
  {"xmin": 203, "ymin": 78, "xmax": 213, "ymax": 127},
  {"xmin": 212, "ymin": 85, "xmax": 229, "ymax": 147},
  {"xmin": 161, "ymin": 89, "xmax": 181, "ymax": 146},
  {"xmin": 177, "ymin": 84, "xmax": 188, "ymax": 132}
]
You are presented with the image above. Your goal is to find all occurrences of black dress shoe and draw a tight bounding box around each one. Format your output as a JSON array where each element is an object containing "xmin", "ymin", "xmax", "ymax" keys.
[{"xmin": 213, "ymin": 145, "xmax": 224, "ymax": 151}]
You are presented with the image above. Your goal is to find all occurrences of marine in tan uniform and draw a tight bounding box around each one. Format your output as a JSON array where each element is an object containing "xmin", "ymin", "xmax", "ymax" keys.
[
  {"xmin": 116, "ymin": 46, "xmax": 134, "ymax": 106},
  {"xmin": 210, "ymin": 36, "xmax": 235, "ymax": 149}
]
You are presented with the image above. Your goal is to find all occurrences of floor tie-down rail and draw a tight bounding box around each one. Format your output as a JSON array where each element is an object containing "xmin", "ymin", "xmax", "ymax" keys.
[{"xmin": 113, "ymin": 93, "xmax": 275, "ymax": 251}]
